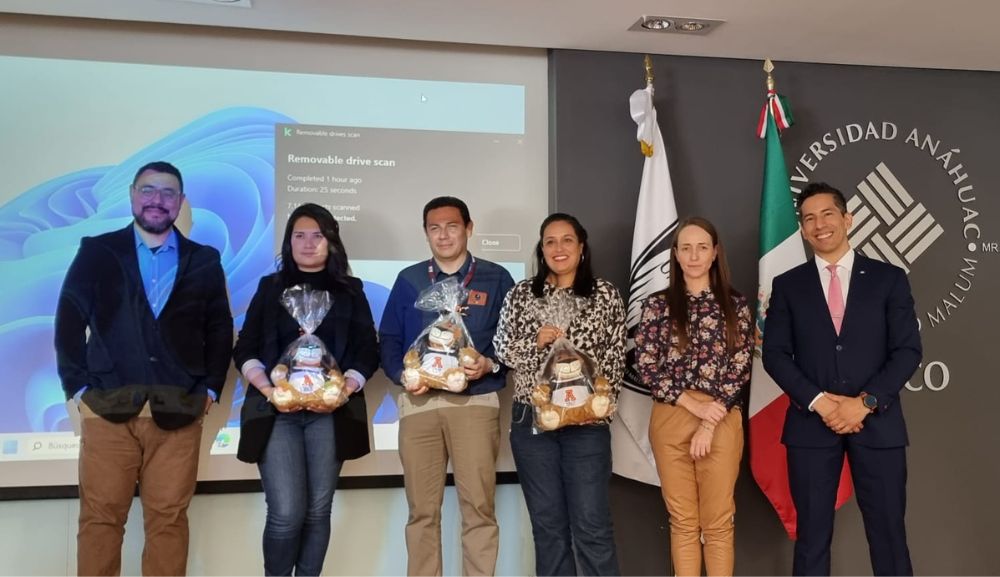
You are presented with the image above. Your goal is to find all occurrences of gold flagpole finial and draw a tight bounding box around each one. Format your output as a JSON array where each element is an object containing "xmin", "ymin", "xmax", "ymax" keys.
[
  {"xmin": 763, "ymin": 58, "xmax": 776, "ymax": 91},
  {"xmin": 644, "ymin": 54, "xmax": 654, "ymax": 87}
]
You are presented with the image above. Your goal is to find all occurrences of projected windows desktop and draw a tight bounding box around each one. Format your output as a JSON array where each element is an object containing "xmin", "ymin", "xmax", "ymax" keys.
[{"xmin": 0, "ymin": 54, "xmax": 544, "ymax": 480}]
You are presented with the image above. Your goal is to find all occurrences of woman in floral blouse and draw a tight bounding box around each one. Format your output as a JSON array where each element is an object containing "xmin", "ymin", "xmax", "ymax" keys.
[
  {"xmin": 634, "ymin": 216, "xmax": 752, "ymax": 577},
  {"xmin": 494, "ymin": 213, "xmax": 626, "ymax": 577}
]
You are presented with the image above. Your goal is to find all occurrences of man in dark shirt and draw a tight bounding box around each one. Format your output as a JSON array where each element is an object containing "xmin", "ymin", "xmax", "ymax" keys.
[
  {"xmin": 379, "ymin": 196, "xmax": 514, "ymax": 576},
  {"xmin": 55, "ymin": 161, "xmax": 232, "ymax": 576}
]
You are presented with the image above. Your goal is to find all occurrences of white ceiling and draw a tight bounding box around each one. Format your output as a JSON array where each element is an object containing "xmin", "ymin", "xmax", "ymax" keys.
[{"xmin": 2, "ymin": 0, "xmax": 998, "ymax": 72}]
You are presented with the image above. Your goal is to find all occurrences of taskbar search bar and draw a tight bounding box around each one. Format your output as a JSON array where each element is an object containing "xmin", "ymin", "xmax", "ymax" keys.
[{"xmin": 0, "ymin": 433, "xmax": 80, "ymax": 461}]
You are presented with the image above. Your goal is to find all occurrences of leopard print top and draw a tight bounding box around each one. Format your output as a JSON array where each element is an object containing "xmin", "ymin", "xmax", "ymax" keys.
[{"xmin": 493, "ymin": 278, "xmax": 627, "ymax": 406}]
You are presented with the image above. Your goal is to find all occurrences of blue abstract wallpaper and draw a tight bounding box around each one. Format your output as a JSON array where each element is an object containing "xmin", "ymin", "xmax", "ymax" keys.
[{"xmin": 1, "ymin": 107, "xmax": 292, "ymax": 433}]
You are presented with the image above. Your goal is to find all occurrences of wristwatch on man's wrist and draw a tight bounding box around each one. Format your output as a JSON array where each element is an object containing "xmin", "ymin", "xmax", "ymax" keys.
[
  {"xmin": 490, "ymin": 358, "xmax": 501, "ymax": 374},
  {"xmin": 860, "ymin": 392, "xmax": 878, "ymax": 413}
]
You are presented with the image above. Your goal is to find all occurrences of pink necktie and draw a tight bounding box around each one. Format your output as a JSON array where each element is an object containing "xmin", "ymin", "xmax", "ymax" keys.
[{"xmin": 827, "ymin": 264, "xmax": 845, "ymax": 335}]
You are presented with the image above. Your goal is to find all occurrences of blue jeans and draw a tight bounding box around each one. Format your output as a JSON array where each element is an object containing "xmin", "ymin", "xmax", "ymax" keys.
[
  {"xmin": 510, "ymin": 402, "xmax": 620, "ymax": 576},
  {"xmin": 258, "ymin": 411, "xmax": 343, "ymax": 576}
]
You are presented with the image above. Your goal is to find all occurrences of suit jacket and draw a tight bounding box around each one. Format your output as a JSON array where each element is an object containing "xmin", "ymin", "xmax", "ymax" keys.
[
  {"xmin": 55, "ymin": 224, "xmax": 233, "ymax": 430},
  {"xmin": 234, "ymin": 273, "xmax": 379, "ymax": 463},
  {"xmin": 761, "ymin": 252, "xmax": 922, "ymax": 448}
]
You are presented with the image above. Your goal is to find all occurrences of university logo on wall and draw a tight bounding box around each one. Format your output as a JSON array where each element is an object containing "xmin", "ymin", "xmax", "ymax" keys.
[
  {"xmin": 845, "ymin": 161, "xmax": 942, "ymax": 274},
  {"xmin": 789, "ymin": 121, "xmax": 996, "ymax": 392}
]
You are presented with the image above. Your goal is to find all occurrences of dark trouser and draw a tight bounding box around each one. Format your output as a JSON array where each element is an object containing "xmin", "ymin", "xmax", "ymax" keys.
[
  {"xmin": 258, "ymin": 412, "xmax": 342, "ymax": 577},
  {"xmin": 510, "ymin": 402, "xmax": 620, "ymax": 577},
  {"xmin": 787, "ymin": 441, "xmax": 911, "ymax": 576}
]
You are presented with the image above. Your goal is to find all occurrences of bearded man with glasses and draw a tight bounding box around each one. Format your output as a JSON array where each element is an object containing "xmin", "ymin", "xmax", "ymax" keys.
[{"xmin": 55, "ymin": 161, "xmax": 233, "ymax": 576}]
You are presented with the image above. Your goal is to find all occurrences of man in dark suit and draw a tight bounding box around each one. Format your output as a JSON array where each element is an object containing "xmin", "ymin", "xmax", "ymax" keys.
[
  {"xmin": 762, "ymin": 181, "xmax": 922, "ymax": 576},
  {"xmin": 55, "ymin": 161, "xmax": 233, "ymax": 576}
]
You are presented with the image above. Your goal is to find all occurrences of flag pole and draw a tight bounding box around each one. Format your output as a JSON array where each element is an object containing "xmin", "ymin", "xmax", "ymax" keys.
[
  {"xmin": 749, "ymin": 56, "xmax": 809, "ymax": 540},
  {"xmin": 611, "ymin": 52, "xmax": 679, "ymax": 486},
  {"xmin": 749, "ymin": 57, "xmax": 854, "ymax": 540}
]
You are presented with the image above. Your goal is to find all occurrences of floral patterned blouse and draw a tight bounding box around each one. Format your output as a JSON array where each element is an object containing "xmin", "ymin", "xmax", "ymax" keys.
[
  {"xmin": 634, "ymin": 290, "xmax": 753, "ymax": 409},
  {"xmin": 493, "ymin": 278, "xmax": 627, "ymax": 406}
]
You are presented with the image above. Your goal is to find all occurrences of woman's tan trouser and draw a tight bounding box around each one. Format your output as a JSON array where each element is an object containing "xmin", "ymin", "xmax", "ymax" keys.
[{"xmin": 649, "ymin": 392, "xmax": 743, "ymax": 576}]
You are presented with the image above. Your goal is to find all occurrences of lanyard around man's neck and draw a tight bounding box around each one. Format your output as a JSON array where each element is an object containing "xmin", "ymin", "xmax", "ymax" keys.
[{"xmin": 427, "ymin": 255, "xmax": 477, "ymax": 288}]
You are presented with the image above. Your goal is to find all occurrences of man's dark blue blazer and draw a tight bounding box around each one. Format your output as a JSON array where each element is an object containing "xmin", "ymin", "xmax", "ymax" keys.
[
  {"xmin": 762, "ymin": 251, "xmax": 921, "ymax": 576},
  {"xmin": 55, "ymin": 224, "xmax": 233, "ymax": 430},
  {"xmin": 762, "ymin": 252, "xmax": 921, "ymax": 449}
]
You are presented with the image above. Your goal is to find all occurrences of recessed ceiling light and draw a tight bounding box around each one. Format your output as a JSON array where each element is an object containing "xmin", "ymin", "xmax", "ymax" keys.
[
  {"xmin": 641, "ymin": 18, "xmax": 672, "ymax": 31},
  {"xmin": 678, "ymin": 21, "xmax": 707, "ymax": 32},
  {"xmin": 629, "ymin": 16, "xmax": 722, "ymax": 36}
]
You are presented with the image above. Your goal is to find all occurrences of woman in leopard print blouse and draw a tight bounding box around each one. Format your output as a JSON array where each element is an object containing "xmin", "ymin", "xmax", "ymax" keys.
[{"xmin": 494, "ymin": 213, "xmax": 626, "ymax": 576}]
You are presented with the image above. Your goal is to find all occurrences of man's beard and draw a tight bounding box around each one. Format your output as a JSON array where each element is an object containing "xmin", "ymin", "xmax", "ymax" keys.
[{"xmin": 134, "ymin": 207, "xmax": 176, "ymax": 234}]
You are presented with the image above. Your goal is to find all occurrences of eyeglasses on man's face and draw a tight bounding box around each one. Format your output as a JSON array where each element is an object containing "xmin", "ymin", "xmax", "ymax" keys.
[{"xmin": 134, "ymin": 185, "xmax": 181, "ymax": 202}]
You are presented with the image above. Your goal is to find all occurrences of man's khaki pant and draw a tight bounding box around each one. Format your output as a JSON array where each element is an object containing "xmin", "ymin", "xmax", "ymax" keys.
[
  {"xmin": 398, "ymin": 392, "xmax": 500, "ymax": 576},
  {"xmin": 649, "ymin": 393, "xmax": 743, "ymax": 577},
  {"xmin": 77, "ymin": 403, "xmax": 202, "ymax": 576}
]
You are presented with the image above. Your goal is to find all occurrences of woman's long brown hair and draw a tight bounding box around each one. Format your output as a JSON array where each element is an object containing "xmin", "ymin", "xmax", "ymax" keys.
[{"xmin": 663, "ymin": 217, "xmax": 740, "ymax": 353}]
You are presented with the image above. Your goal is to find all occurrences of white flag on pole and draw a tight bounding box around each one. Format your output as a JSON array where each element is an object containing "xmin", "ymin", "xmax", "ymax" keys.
[{"xmin": 610, "ymin": 82, "xmax": 679, "ymax": 485}]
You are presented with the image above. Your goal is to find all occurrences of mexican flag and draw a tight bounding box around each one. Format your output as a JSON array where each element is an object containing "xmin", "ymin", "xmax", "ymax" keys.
[{"xmin": 749, "ymin": 87, "xmax": 853, "ymax": 539}]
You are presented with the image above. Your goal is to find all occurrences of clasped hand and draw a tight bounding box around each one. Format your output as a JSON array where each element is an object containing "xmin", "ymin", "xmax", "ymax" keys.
[
  {"xmin": 677, "ymin": 392, "xmax": 726, "ymax": 461},
  {"xmin": 814, "ymin": 393, "xmax": 869, "ymax": 434}
]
